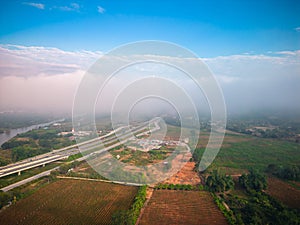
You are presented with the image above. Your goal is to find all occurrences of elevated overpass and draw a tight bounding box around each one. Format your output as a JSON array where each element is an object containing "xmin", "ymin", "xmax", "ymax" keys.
[{"xmin": 0, "ymin": 118, "xmax": 161, "ymax": 178}]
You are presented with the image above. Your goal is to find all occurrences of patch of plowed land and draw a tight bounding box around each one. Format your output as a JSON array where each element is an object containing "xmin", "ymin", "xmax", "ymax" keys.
[
  {"xmin": 0, "ymin": 179, "xmax": 138, "ymax": 225},
  {"xmin": 267, "ymin": 177, "xmax": 300, "ymax": 210},
  {"xmin": 163, "ymin": 161, "xmax": 201, "ymax": 185},
  {"xmin": 139, "ymin": 190, "xmax": 228, "ymax": 225}
]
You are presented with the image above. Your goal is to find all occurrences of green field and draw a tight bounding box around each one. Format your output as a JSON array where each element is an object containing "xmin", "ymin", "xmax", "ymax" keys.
[{"xmin": 196, "ymin": 132, "xmax": 300, "ymax": 172}]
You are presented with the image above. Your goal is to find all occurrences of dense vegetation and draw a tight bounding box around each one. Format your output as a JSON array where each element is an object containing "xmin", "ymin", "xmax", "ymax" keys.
[
  {"xmin": 209, "ymin": 169, "xmax": 300, "ymax": 225},
  {"xmin": 239, "ymin": 169, "xmax": 267, "ymax": 192},
  {"xmin": 0, "ymin": 191, "xmax": 11, "ymax": 209},
  {"xmin": 155, "ymin": 183, "xmax": 196, "ymax": 190},
  {"xmin": 267, "ymin": 164, "xmax": 300, "ymax": 181},
  {"xmin": 58, "ymin": 161, "xmax": 81, "ymax": 174},
  {"xmin": 206, "ymin": 170, "xmax": 234, "ymax": 193},
  {"xmin": 112, "ymin": 185, "xmax": 147, "ymax": 225}
]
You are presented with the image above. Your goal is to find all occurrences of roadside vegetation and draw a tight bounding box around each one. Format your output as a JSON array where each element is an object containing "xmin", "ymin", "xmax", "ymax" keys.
[{"xmin": 0, "ymin": 163, "xmax": 60, "ymax": 189}]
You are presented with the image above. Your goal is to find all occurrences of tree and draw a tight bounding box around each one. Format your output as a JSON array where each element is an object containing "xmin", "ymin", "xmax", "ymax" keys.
[
  {"xmin": 269, "ymin": 164, "xmax": 300, "ymax": 181},
  {"xmin": 206, "ymin": 170, "xmax": 234, "ymax": 193},
  {"xmin": 0, "ymin": 191, "xmax": 11, "ymax": 209},
  {"xmin": 112, "ymin": 210, "xmax": 131, "ymax": 225},
  {"xmin": 279, "ymin": 165, "xmax": 300, "ymax": 181},
  {"xmin": 59, "ymin": 164, "xmax": 71, "ymax": 174},
  {"xmin": 239, "ymin": 169, "xmax": 267, "ymax": 192}
]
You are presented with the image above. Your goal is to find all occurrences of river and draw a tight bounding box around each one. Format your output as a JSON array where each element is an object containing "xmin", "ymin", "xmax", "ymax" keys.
[{"xmin": 0, "ymin": 119, "xmax": 65, "ymax": 147}]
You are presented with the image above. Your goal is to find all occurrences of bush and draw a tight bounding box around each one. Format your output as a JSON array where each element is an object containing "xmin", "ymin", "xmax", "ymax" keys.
[
  {"xmin": 268, "ymin": 164, "xmax": 300, "ymax": 181},
  {"xmin": 112, "ymin": 185, "xmax": 147, "ymax": 225},
  {"xmin": 206, "ymin": 170, "xmax": 234, "ymax": 193},
  {"xmin": 239, "ymin": 169, "xmax": 267, "ymax": 192},
  {"xmin": 155, "ymin": 183, "xmax": 195, "ymax": 191},
  {"xmin": 58, "ymin": 161, "xmax": 80, "ymax": 174},
  {"xmin": 0, "ymin": 191, "xmax": 11, "ymax": 209}
]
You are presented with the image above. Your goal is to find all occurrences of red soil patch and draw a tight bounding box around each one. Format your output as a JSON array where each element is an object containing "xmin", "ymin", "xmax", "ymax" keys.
[{"xmin": 163, "ymin": 161, "xmax": 201, "ymax": 185}]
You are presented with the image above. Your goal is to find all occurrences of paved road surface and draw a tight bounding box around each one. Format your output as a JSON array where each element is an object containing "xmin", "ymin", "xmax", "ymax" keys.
[{"xmin": 1, "ymin": 166, "xmax": 59, "ymax": 192}]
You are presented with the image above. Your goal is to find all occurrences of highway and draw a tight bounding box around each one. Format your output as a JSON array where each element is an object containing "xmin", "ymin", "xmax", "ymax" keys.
[
  {"xmin": 1, "ymin": 167, "xmax": 59, "ymax": 192},
  {"xmin": 0, "ymin": 118, "xmax": 160, "ymax": 179}
]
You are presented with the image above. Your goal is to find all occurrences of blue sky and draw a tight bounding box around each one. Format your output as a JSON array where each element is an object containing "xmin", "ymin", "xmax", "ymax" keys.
[{"xmin": 0, "ymin": 0, "xmax": 299, "ymax": 57}]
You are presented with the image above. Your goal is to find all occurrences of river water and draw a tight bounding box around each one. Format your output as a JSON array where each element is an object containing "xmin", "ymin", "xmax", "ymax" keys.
[{"xmin": 0, "ymin": 119, "xmax": 65, "ymax": 147}]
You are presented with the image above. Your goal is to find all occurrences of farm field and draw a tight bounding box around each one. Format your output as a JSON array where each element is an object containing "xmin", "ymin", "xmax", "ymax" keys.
[
  {"xmin": 0, "ymin": 179, "xmax": 138, "ymax": 225},
  {"xmin": 266, "ymin": 176, "xmax": 300, "ymax": 210},
  {"xmin": 139, "ymin": 190, "xmax": 228, "ymax": 225},
  {"xmin": 196, "ymin": 132, "xmax": 300, "ymax": 172}
]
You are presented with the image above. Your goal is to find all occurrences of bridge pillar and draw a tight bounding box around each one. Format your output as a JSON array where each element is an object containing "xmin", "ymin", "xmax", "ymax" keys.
[
  {"xmin": 42, "ymin": 164, "xmax": 45, "ymax": 167},
  {"xmin": 18, "ymin": 171, "xmax": 21, "ymax": 176}
]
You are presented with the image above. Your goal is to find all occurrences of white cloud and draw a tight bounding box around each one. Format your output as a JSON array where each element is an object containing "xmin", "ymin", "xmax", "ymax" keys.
[
  {"xmin": 97, "ymin": 6, "xmax": 105, "ymax": 14},
  {"xmin": 275, "ymin": 50, "xmax": 298, "ymax": 56},
  {"xmin": 295, "ymin": 27, "xmax": 300, "ymax": 32},
  {"xmin": 71, "ymin": 3, "xmax": 80, "ymax": 9},
  {"xmin": 0, "ymin": 44, "xmax": 102, "ymax": 77},
  {"xmin": 23, "ymin": 2, "xmax": 45, "ymax": 9},
  {"xmin": 203, "ymin": 50, "xmax": 300, "ymax": 79},
  {"xmin": 56, "ymin": 3, "xmax": 80, "ymax": 12}
]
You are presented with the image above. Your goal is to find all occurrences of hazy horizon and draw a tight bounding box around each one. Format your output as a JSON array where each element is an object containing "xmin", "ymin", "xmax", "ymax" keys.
[{"xmin": 0, "ymin": 1, "xmax": 299, "ymax": 117}]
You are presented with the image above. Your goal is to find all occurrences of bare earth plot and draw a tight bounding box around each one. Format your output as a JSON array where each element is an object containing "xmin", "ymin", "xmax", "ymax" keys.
[
  {"xmin": 139, "ymin": 190, "xmax": 228, "ymax": 225},
  {"xmin": 0, "ymin": 179, "xmax": 138, "ymax": 225},
  {"xmin": 163, "ymin": 161, "xmax": 201, "ymax": 185},
  {"xmin": 266, "ymin": 177, "xmax": 300, "ymax": 210}
]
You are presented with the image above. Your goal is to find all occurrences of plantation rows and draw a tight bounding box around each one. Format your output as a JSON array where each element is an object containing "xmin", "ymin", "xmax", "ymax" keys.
[
  {"xmin": 0, "ymin": 179, "xmax": 138, "ymax": 225},
  {"xmin": 139, "ymin": 190, "xmax": 228, "ymax": 225}
]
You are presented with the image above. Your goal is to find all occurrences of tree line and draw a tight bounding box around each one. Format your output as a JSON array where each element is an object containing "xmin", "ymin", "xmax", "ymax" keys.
[
  {"xmin": 205, "ymin": 169, "xmax": 300, "ymax": 225},
  {"xmin": 267, "ymin": 164, "xmax": 300, "ymax": 181}
]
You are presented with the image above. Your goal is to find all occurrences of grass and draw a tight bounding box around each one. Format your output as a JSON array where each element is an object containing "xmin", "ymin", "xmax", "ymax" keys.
[
  {"xmin": 194, "ymin": 132, "xmax": 300, "ymax": 172},
  {"xmin": 66, "ymin": 152, "xmax": 82, "ymax": 161}
]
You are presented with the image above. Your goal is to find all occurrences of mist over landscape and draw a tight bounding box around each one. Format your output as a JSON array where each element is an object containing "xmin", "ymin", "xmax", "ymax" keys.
[{"xmin": 0, "ymin": 44, "xmax": 299, "ymax": 116}]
